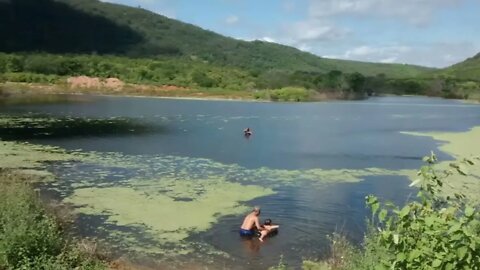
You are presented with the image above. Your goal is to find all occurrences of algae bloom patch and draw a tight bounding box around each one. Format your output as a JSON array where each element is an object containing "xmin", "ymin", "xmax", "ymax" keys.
[
  {"xmin": 0, "ymin": 140, "xmax": 77, "ymax": 181},
  {"xmin": 65, "ymin": 177, "xmax": 274, "ymax": 243},
  {"xmin": 53, "ymin": 150, "xmax": 414, "ymax": 257},
  {"xmin": 0, "ymin": 128, "xmax": 415, "ymax": 258},
  {"xmin": 402, "ymin": 127, "xmax": 480, "ymax": 202}
]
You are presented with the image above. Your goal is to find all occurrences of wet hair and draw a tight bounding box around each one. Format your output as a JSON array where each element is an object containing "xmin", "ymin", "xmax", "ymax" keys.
[{"xmin": 264, "ymin": 219, "xmax": 272, "ymax": 225}]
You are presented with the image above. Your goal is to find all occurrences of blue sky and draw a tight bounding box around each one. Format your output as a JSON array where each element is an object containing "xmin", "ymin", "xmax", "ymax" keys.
[{"xmin": 102, "ymin": 0, "xmax": 480, "ymax": 67}]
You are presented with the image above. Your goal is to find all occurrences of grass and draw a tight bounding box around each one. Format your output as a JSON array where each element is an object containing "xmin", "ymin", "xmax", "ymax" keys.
[
  {"xmin": 254, "ymin": 87, "xmax": 313, "ymax": 102},
  {"xmin": 0, "ymin": 169, "xmax": 107, "ymax": 269}
]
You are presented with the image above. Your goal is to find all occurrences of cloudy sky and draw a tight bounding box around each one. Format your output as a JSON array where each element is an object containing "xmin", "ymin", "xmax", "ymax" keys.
[{"xmin": 102, "ymin": 0, "xmax": 479, "ymax": 68}]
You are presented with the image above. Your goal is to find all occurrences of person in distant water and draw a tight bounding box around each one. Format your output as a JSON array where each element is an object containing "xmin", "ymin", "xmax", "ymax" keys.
[
  {"xmin": 244, "ymin": 127, "xmax": 252, "ymax": 136},
  {"xmin": 240, "ymin": 206, "xmax": 274, "ymax": 242}
]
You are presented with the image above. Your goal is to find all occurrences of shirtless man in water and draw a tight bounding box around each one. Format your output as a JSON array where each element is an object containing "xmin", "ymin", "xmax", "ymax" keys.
[{"xmin": 240, "ymin": 206, "xmax": 269, "ymax": 241}]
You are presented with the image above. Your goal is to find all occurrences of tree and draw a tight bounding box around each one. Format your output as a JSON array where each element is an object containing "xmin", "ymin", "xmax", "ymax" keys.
[
  {"xmin": 325, "ymin": 70, "xmax": 343, "ymax": 90},
  {"xmin": 347, "ymin": 72, "xmax": 366, "ymax": 93},
  {"xmin": 192, "ymin": 71, "xmax": 217, "ymax": 88},
  {"xmin": 6, "ymin": 55, "xmax": 23, "ymax": 72}
]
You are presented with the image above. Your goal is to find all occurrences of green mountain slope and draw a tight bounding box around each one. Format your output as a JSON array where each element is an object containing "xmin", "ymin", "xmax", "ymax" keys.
[
  {"xmin": 0, "ymin": 0, "xmax": 432, "ymax": 78},
  {"xmin": 441, "ymin": 53, "xmax": 480, "ymax": 81}
]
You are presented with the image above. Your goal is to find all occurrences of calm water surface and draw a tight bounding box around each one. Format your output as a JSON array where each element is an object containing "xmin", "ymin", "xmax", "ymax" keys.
[{"xmin": 1, "ymin": 96, "xmax": 480, "ymax": 269}]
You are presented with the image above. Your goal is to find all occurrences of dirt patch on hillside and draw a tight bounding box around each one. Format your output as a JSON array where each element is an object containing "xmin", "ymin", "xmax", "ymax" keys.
[
  {"xmin": 160, "ymin": 85, "xmax": 188, "ymax": 91},
  {"xmin": 66, "ymin": 77, "xmax": 190, "ymax": 93},
  {"xmin": 67, "ymin": 76, "xmax": 125, "ymax": 90}
]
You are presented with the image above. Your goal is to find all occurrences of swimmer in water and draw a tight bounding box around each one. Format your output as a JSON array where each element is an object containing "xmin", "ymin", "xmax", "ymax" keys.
[
  {"xmin": 259, "ymin": 219, "xmax": 279, "ymax": 242},
  {"xmin": 239, "ymin": 207, "xmax": 278, "ymax": 242},
  {"xmin": 244, "ymin": 127, "xmax": 252, "ymax": 136},
  {"xmin": 239, "ymin": 206, "xmax": 267, "ymax": 241}
]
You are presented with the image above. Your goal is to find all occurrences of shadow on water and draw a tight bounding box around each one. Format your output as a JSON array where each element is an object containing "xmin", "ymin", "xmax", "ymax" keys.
[
  {"xmin": 0, "ymin": 114, "xmax": 164, "ymax": 140},
  {"xmin": 0, "ymin": 93, "xmax": 92, "ymax": 106}
]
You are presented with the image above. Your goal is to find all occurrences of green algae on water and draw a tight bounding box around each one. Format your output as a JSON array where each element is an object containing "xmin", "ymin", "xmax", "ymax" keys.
[
  {"xmin": 402, "ymin": 127, "xmax": 480, "ymax": 202},
  {"xmin": 0, "ymin": 140, "xmax": 77, "ymax": 181},
  {"xmin": 0, "ymin": 113, "xmax": 420, "ymax": 258},
  {"xmin": 65, "ymin": 177, "xmax": 274, "ymax": 244},
  {"xmin": 55, "ymin": 149, "xmax": 414, "ymax": 256},
  {"xmin": 0, "ymin": 129, "xmax": 414, "ymax": 258}
]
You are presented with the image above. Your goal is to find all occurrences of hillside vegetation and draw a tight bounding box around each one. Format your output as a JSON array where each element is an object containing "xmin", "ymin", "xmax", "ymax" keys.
[
  {"xmin": 0, "ymin": 0, "xmax": 430, "ymax": 78},
  {"xmin": 440, "ymin": 53, "xmax": 480, "ymax": 81}
]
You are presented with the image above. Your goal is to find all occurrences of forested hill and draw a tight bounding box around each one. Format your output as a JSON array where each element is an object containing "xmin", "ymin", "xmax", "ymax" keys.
[
  {"xmin": 440, "ymin": 52, "xmax": 480, "ymax": 81},
  {"xmin": 0, "ymin": 0, "xmax": 431, "ymax": 78}
]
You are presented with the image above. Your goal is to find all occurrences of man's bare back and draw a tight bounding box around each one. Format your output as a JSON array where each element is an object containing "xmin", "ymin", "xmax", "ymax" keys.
[{"xmin": 241, "ymin": 211, "xmax": 262, "ymax": 231}]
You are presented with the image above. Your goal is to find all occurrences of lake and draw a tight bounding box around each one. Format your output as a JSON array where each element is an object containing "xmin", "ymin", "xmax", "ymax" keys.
[{"xmin": 1, "ymin": 96, "xmax": 480, "ymax": 269}]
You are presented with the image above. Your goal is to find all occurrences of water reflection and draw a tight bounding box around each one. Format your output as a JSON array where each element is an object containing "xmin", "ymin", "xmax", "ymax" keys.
[
  {"xmin": 242, "ymin": 237, "xmax": 261, "ymax": 255},
  {"xmin": 0, "ymin": 93, "xmax": 90, "ymax": 106},
  {"xmin": 0, "ymin": 114, "xmax": 163, "ymax": 140}
]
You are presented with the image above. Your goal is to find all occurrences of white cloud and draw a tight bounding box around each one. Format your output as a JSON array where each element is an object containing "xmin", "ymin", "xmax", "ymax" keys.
[
  {"xmin": 379, "ymin": 57, "xmax": 398, "ymax": 63},
  {"xmin": 344, "ymin": 45, "xmax": 411, "ymax": 58},
  {"xmin": 308, "ymin": 0, "xmax": 463, "ymax": 25},
  {"xmin": 261, "ymin": 37, "xmax": 276, "ymax": 43},
  {"xmin": 298, "ymin": 43, "xmax": 312, "ymax": 52},
  {"xmin": 322, "ymin": 42, "xmax": 479, "ymax": 67},
  {"xmin": 225, "ymin": 15, "xmax": 239, "ymax": 25},
  {"xmin": 286, "ymin": 20, "xmax": 348, "ymax": 42}
]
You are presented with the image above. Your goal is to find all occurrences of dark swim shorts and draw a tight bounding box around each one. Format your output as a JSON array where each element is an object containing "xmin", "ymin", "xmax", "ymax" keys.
[{"xmin": 239, "ymin": 228, "xmax": 255, "ymax": 236}]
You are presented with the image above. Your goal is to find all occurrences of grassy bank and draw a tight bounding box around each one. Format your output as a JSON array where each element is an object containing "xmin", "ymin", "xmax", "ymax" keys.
[
  {"xmin": 0, "ymin": 81, "xmax": 368, "ymax": 102},
  {"xmin": 0, "ymin": 81, "xmax": 257, "ymax": 101},
  {"xmin": 0, "ymin": 169, "xmax": 107, "ymax": 269}
]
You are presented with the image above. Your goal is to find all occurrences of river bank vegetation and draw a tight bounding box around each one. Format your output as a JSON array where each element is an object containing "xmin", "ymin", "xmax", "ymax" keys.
[
  {"xmin": 272, "ymin": 125, "xmax": 480, "ymax": 269},
  {"xmin": 0, "ymin": 170, "xmax": 107, "ymax": 269},
  {"xmin": 1, "ymin": 52, "xmax": 479, "ymax": 102},
  {"xmin": 273, "ymin": 154, "xmax": 480, "ymax": 270}
]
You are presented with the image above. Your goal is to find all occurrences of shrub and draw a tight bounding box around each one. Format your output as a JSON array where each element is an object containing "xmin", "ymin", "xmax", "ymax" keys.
[
  {"xmin": 0, "ymin": 173, "xmax": 106, "ymax": 269},
  {"xmin": 0, "ymin": 180, "xmax": 63, "ymax": 267},
  {"xmin": 296, "ymin": 154, "xmax": 480, "ymax": 270},
  {"xmin": 269, "ymin": 87, "xmax": 311, "ymax": 102},
  {"xmin": 191, "ymin": 70, "xmax": 218, "ymax": 88},
  {"xmin": 2, "ymin": 72, "xmax": 60, "ymax": 84},
  {"xmin": 363, "ymin": 153, "xmax": 480, "ymax": 270}
]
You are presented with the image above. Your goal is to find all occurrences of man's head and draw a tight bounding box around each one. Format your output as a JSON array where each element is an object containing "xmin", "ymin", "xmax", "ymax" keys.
[
  {"xmin": 253, "ymin": 206, "xmax": 261, "ymax": 216},
  {"xmin": 264, "ymin": 219, "xmax": 272, "ymax": 225}
]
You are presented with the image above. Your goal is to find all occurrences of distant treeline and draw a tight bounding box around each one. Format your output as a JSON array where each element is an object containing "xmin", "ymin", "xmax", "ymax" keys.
[{"xmin": 0, "ymin": 53, "xmax": 479, "ymax": 101}]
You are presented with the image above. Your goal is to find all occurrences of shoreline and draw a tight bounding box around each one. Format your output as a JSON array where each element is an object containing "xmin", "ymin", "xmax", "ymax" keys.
[
  {"xmin": 0, "ymin": 81, "xmax": 260, "ymax": 102},
  {"xmin": 2, "ymin": 81, "xmax": 479, "ymax": 104},
  {"xmin": 0, "ymin": 81, "xmax": 366, "ymax": 103}
]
